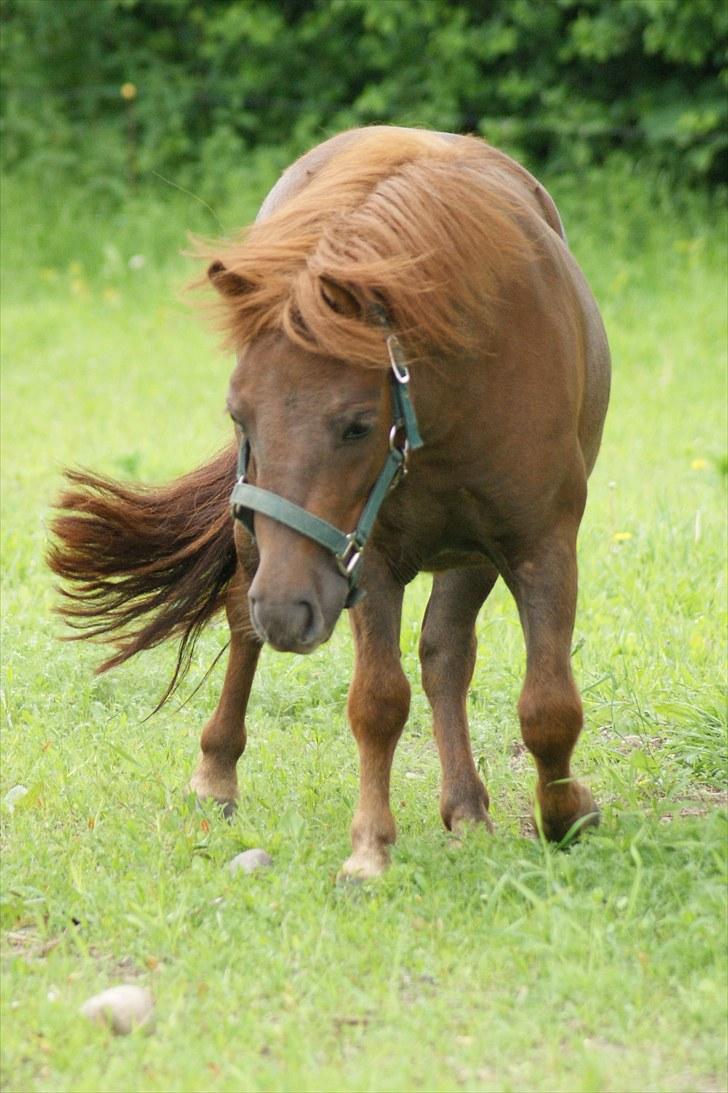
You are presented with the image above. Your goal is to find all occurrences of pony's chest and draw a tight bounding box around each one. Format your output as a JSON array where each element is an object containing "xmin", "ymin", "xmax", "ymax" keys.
[{"xmin": 373, "ymin": 480, "xmax": 505, "ymax": 580}]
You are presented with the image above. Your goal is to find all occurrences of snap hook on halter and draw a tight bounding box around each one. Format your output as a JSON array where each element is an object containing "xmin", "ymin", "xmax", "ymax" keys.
[{"xmin": 386, "ymin": 334, "xmax": 410, "ymax": 384}]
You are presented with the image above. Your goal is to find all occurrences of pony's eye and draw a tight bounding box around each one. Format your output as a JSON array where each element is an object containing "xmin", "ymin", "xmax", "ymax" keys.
[{"xmin": 341, "ymin": 420, "xmax": 373, "ymax": 442}]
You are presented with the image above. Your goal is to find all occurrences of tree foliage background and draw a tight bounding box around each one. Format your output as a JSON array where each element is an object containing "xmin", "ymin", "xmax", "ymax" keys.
[{"xmin": 1, "ymin": 0, "xmax": 725, "ymax": 202}]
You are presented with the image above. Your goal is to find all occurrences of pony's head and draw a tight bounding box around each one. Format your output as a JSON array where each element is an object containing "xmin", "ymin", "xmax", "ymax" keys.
[{"xmin": 224, "ymin": 323, "xmax": 393, "ymax": 651}]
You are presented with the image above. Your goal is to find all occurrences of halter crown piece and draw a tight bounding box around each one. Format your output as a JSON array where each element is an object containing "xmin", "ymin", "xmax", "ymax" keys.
[{"xmin": 229, "ymin": 316, "xmax": 423, "ymax": 607}]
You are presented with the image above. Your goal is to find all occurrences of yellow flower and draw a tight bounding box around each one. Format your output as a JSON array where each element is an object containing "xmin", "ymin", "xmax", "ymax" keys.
[
  {"xmin": 120, "ymin": 82, "xmax": 137, "ymax": 101},
  {"xmin": 691, "ymin": 458, "xmax": 708, "ymax": 471},
  {"xmin": 612, "ymin": 531, "xmax": 632, "ymax": 543},
  {"xmin": 674, "ymin": 238, "xmax": 704, "ymax": 255},
  {"xmin": 610, "ymin": 269, "xmax": 629, "ymax": 293}
]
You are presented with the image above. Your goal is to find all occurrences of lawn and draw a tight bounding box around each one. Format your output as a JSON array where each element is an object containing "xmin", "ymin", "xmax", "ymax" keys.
[{"xmin": 1, "ymin": 163, "xmax": 726, "ymax": 1093}]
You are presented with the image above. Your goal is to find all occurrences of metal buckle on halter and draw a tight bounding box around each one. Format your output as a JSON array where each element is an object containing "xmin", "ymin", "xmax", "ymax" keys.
[
  {"xmin": 388, "ymin": 424, "xmax": 409, "ymax": 481},
  {"xmin": 335, "ymin": 534, "xmax": 363, "ymax": 578},
  {"xmin": 230, "ymin": 473, "xmax": 245, "ymax": 518}
]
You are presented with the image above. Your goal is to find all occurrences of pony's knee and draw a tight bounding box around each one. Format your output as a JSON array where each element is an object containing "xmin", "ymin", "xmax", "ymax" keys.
[
  {"xmin": 518, "ymin": 679, "xmax": 583, "ymax": 765},
  {"xmin": 419, "ymin": 627, "xmax": 476, "ymax": 697},
  {"xmin": 348, "ymin": 667, "xmax": 410, "ymax": 739}
]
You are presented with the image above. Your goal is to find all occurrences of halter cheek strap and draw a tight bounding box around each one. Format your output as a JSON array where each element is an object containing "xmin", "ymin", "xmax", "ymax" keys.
[{"xmin": 229, "ymin": 332, "xmax": 423, "ymax": 607}]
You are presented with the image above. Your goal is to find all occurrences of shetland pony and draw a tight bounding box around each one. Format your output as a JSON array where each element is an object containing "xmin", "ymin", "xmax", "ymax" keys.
[{"xmin": 49, "ymin": 128, "xmax": 610, "ymax": 877}]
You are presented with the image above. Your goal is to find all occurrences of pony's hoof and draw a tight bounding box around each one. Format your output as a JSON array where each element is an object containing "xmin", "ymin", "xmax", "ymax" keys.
[
  {"xmin": 441, "ymin": 781, "xmax": 493, "ymax": 835},
  {"xmin": 189, "ymin": 756, "xmax": 239, "ymax": 819},
  {"xmin": 536, "ymin": 782, "xmax": 599, "ymax": 844},
  {"xmin": 337, "ymin": 847, "xmax": 390, "ymax": 882},
  {"xmin": 191, "ymin": 791, "xmax": 237, "ymax": 820},
  {"xmin": 448, "ymin": 805, "xmax": 495, "ymax": 837},
  {"xmin": 219, "ymin": 798, "xmax": 238, "ymax": 820}
]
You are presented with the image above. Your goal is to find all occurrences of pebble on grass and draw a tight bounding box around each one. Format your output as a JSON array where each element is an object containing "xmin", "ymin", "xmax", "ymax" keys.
[
  {"xmin": 3, "ymin": 785, "xmax": 28, "ymax": 813},
  {"xmin": 228, "ymin": 849, "xmax": 273, "ymax": 875},
  {"xmin": 80, "ymin": 985, "xmax": 154, "ymax": 1035}
]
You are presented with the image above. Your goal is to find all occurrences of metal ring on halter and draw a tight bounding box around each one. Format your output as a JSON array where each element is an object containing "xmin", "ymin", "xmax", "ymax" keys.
[
  {"xmin": 388, "ymin": 425, "xmax": 409, "ymax": 483},
  {"xmin": 388, "ymin": 424, "xmax": 409, "ymax": 454}
]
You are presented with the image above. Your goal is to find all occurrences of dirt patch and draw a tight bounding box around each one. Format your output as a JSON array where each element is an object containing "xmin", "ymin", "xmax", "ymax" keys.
[
  {"xmin": 660, "ymin": 785, "xmax": 728, "ymax": 823},
  {"xmin": 3, "ymin": 924, "xmax": 62, "ymax": 961}
]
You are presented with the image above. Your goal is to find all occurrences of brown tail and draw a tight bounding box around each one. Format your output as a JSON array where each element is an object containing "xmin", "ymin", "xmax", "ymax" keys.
[{"xmin": 47, "ymin": 447, "xmax": 239, "ymax": 704}]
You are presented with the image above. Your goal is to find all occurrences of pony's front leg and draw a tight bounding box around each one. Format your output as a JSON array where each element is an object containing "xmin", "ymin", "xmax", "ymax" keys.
[
  {"xmin": 510, "ymin": 519, "xmax": 599, "ymax": 841},
  {"xmin": 419, "ymin": 564, "xmax": 498, "ymax": 832},
  {"xmin": 190, "ymin": 565, "xmax": 261, "ymax": 815},
  {"xmin": 340, "ymin": 554, "xmax": 410, "ymax": 879}
]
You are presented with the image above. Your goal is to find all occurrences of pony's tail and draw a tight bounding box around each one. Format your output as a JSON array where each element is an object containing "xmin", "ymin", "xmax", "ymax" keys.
[{"xmin": 47, "ymin": 447, "xmax": 240, "ymax": 706}]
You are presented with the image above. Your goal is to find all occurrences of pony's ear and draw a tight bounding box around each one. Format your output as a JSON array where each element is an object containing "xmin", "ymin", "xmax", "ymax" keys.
[
  {"xmin": 207, "ymin": 260, "xmax": 252, "ymax": 298},
  {"xmin": 319, "ymin": 277, "xmax": 363, "ymax": 318}
]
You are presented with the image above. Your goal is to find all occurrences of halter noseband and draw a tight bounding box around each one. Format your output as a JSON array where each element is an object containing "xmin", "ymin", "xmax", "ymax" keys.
[{"xmin": 229, "ymin": 327, "xmax": 423, "ymax": 607}]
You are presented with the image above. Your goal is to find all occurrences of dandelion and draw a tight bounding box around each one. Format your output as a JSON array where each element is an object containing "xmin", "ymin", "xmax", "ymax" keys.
[
  {"xmin": 691, "ymin": 458, "xmax": 708, "ymax": 471},
  {"xmin": 674, "ymin": 238, "xmax": 704, "ymax": 255},
  {"xmin": 610, "ymin": 269, "xmax": 629, "ymax": 293},
  {"xmin": 70, "ymin": 278, "xmax": 89, "ymax": 298},
  {"xmin": 120, "ymin": 82, "xmax": 137, "ymax": 101},
  {"xmin": 612, "ymin": 531, "xmax": 632, "ymax": 543}
]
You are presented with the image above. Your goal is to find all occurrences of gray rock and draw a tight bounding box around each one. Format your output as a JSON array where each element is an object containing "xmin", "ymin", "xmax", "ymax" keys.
[
  {"xmin": 228, "ymin": 849, "xmax": 273, "ymax": 875},
  {"xmin": 80, "ymin": 984, "xmax": 154, "ymax": 1035},
  {"xmin": 3, "ymin": 785, "xmax": 28, "ymax": 813}
]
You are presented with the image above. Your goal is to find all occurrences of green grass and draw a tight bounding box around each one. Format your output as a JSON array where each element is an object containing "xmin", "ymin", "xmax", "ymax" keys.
[{"xmin": 1, "ymin": 163, "xmax": 726, "ymax": 1093}]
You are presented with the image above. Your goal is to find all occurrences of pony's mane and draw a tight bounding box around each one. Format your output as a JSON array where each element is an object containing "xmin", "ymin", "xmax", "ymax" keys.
[{"xmin": 199, "ymin": 130, "xmax": 534, "ymax": 367}]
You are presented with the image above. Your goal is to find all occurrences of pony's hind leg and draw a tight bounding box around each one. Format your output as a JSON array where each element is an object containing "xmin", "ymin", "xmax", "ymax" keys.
[
  {"xmin": 340, "ymin": 554, "xmax": 410, "ymax": 880},
  {"xmin": 511, "ymin": 520, "xmax": 598, "ymax": 841},
  {"xmin": 190, "ymin": 566, "xmax": 261, "ymax": 815},
  {"xmin": 419, "ymin": 564, "xmax": 498, "ymax": 832}
]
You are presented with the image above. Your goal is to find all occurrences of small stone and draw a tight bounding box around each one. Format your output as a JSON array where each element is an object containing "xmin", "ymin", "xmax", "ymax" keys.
[
  {"xmin": 80, "ymin": 985, "xmax": 154, "ymax": 1035},
  {"xmin": 622, "ymin": 734, "xmax": 643, "ymax": 748},
  {"xmin": 3, "ymin": 785, "xmax": 28, "ymax": 813},
  {"xmin": 228, "ymin": 849, "xmax": 272, "ymax": 875}
]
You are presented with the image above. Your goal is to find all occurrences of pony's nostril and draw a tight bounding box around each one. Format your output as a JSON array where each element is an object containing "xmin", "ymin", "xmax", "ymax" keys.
[
  {"xmin": 248, "ymin": 594, "xmax": 265, "ymax": 639},
  {"xmin": 297, "ymin": 599, "xmax": 318, "ymax": 645}
]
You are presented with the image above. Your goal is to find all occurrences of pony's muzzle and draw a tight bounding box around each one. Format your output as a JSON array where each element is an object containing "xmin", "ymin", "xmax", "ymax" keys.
[{"xmin": 248, "ymin": 589, "xmax": 325, "ymax": 653}]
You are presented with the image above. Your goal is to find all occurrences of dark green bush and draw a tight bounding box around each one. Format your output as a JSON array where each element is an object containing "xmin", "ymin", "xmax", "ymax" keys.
[{"xmin": 1, "ymin": 0, "xmax": 725, "ymax": 197}]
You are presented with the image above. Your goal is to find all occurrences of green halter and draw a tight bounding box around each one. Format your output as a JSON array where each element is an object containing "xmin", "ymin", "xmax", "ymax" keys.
[{"xmin": 229, "ymin": 330, "xmax": 423, "ymax": 607}]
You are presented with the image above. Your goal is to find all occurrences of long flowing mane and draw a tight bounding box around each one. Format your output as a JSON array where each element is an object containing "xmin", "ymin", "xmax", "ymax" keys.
[{"xmin": 200, "ymin": 130, "xmax": 535, "ymax": 366}]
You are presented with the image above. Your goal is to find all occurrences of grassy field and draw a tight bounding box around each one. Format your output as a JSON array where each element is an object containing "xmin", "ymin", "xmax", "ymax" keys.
[{"xmin": 1, "ymin": 163, "xmax": 726, "ymax": 1093}]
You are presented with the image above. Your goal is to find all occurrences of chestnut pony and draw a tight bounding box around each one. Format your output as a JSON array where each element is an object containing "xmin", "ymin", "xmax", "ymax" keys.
[{"xmin": 49, "ymin": 128, "xmax": 610, "ymax": 878}]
